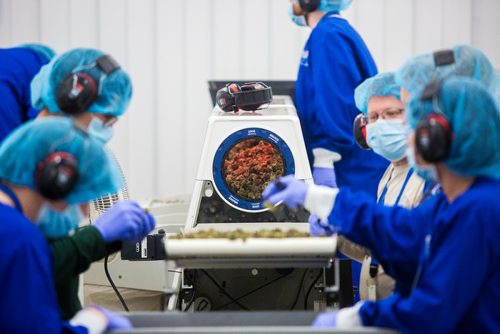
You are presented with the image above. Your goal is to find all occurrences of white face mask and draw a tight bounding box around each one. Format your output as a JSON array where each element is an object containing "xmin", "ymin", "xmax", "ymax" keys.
[
  {"xmin": 405, "ymin": 146, "xmax": 438, "ymax": 182},
  {"xmin": 88, "ymin": 116, "xmax": 114, "ymax": 143},
  {"xmin": 288, "ymin": 3, "xmax": 307, "ymax": 27},
  {"xmin": 366, "ymin": 119, "xmax": 409, "ymax": 162},
  {"xmin": 36, "ymin": 203, "xmax": 84, "ymax": 239}
]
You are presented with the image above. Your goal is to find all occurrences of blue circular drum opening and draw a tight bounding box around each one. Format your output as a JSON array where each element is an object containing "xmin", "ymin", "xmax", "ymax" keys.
[{"xmin": 213, "ymin": 128, "xmax": 295, "ymax": 211}]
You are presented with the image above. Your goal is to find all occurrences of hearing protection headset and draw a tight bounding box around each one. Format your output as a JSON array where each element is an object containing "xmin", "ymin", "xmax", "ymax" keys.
[
  {"xmin": 353, "ymin": 49, "xmax": 456, "ymax": 151},
  {"xmin": 55, "ymin": 55, "xmax": 121, "ymax": 115},
  {"xmin": 353, "ymin": 113, "xmax": 370, "ymax": 149},
  {"xmin": 414, "ymin": 80, "xmax": 453, "ymax": 163},
  {"xmin": 34, "ymin": 124, "xmax": 91, "ymax": 200},
  {"xmin": 35, "ymin": 152, "xmax": 79, "ymax": 200},
  {"xmin": 298, "ymin": 0, "xmax": 320, "ymax": 13},
  {"xmin": 216, "ymin": 82, "xmax": 273, "ymax": 112},
  {"xmin": 413, "ymin": 49, "xmax": 455, "ymax": 163}
]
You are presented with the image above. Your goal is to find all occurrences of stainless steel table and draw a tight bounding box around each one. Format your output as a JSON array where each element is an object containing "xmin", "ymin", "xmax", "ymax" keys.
[{"xmin": 111, "ymin": 311, "xmax": 398, "ymax": 334}]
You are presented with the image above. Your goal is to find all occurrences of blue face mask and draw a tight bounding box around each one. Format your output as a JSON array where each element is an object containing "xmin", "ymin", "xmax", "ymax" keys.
[
  {"xmin": 366, "ymin": 119, "xmax": 409, "ymax": 162},
  {"xmin": 288, "ymin": 3, "xmax": 307, "ymax": 27},
  {"xmin": 36, "ymin": 203, "xmax": 84, "ymax": 239},
  {"xmin": 88, "ymin": 116, "xmax": 114, "ymax": 143},
  {"xmin": 406, "ymin": 146, "xmax": 438, "ymax": 182}
]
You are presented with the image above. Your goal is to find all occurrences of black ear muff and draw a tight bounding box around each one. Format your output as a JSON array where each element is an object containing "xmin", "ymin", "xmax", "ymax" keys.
[
  {"xmin": 415, "ymin": 113, "xmax": 452, "ymax": 163},
  {"xmin": 414, "ymin": 79, "xmax": 452, "ymax": 163},
  {"xmin": 216, "ymin": 82, "xmax": 273, "ymax": 112},
  {"xmin": 55, "ymin": 55, "xmax": 121, "ymax": 115},
  {"xmin": 353, "ymin": 113, "xmax": 370, "ymax": 150},
  {"xmin": 298, "ymin": 0, "xmax": 320, "ymax": 13},
  {"xmin": 56, "ymin": 73, "xmax": 98, "ymax": 115},
  {"xmin": 36, "ymin": 152, "xmax": 79, "ymax": 200},
  {"xmin": 216, "ymin": 83, "xmax": 241, "ymax": 112}
]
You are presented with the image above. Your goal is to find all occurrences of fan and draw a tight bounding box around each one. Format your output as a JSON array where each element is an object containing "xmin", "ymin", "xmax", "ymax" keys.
[
  {"xmin": 84, "ymin": 147, "xmax": 189, "ymax": 310},
  {"xmin": 89, "ymin": 148, "xmax": 129, "ymax": 223},
  {"xmin": 89, "ymin": 148, "xmax": 128, "ymax": 262}
]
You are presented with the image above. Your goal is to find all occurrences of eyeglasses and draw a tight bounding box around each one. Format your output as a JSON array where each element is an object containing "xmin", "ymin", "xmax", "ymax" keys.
[{"xmin": 367, "ymin": 108, "xmax": 404, "ymax": 123}]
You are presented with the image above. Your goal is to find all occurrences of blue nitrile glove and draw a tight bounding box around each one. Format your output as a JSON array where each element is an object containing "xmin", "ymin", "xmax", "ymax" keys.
[
  {"xmin": 312, "ymin": 167, "xmax": 337, "ymax": 188},
  {"xmin": 95, "ymin": 306, "xmax": 132, "ymax": 330},
  {"xmin": 93, "ymin": 200, "xmax": 156, "ymax": 243},
  {"xmin": 262, "ymin": 175, "xmax": 308, "ymax": 209},
  {"xmin": 312, "ymin": 311, "xmax": 338, "ymax": 327},
  {"xmin": 309, "ymin": 214, "xmax": 336, "ymax": 236}
]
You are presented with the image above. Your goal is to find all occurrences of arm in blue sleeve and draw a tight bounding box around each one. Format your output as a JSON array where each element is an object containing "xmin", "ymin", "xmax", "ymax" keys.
[
  {"xmin": 329, "ymin": 188, "xmax": 435, "ymax": 284},
  {"xmin": 359, "ymin": 206, "xmax": 492, "ymax": 333},
  {"xmin": 309, "ymin": 29, "xmax": 364, "ymax": 156}
]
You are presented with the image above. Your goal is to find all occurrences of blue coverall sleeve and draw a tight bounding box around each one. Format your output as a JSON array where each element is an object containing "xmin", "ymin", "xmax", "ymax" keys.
[
  {"xmin": 308, "ymin": 29, "xmax": 366, "ymax": 156},
  {"xmin": 329, "ymin": 188, "xmax": 434, "ymax": 286},
  {"xmin": 358, "ymin": 204, "xmax": 494, "ymax": 333},
  {"xmin": 22, "ymin": 70, "xmax": 41, "ymax": 120}
]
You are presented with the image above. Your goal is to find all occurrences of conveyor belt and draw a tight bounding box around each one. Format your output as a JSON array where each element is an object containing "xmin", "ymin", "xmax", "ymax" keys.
[{"xmin": 163, "ymin": 237, "xmax": 337, "ymax": 269}]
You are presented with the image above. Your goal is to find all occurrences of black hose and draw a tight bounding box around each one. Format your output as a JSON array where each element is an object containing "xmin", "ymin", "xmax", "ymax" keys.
[{"xmin": 104, "ymin": 254, "xmax": 129, "ymax": 312}]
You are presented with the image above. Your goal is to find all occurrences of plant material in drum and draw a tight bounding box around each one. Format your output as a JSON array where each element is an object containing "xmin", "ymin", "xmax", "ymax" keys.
[{"xmin": 223, "ymin": 138, "xmax": 285, "ymax": 201}]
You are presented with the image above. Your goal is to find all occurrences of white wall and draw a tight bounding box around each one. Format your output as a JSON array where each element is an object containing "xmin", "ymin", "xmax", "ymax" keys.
[{"xmin": 0, "ymin": 0, "xmax": 498, "ymax": 199}]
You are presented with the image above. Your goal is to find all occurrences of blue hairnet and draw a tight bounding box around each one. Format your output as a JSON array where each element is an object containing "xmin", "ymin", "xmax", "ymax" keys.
[
  {"xmin": 406, "ymin": 77, "xmax": 500, "ymax": 179},
  {"xmin": 319, "ymin": 0, "xmax": 353, "ymax": 12},
  {"xmin": 354, "ymin": 72, "xmax": 401, "ymax": 114},
  {"xmin": 31, "ymin": 48, "xmax": 132, "ymax": 117},
  {"xmin": 396, "ymin": 45, "xmax": 495, "ymax": 98},
  {"xmin": 490, "ymin": 72, "xmax": 500, "ymax": 109},
  {"xmin": 19, "ymin": 43, "xmax": 56, "ymax": 62},
  {"xmin": 0, "ymin": 118, "xmax": 123, "ymax": 204}
]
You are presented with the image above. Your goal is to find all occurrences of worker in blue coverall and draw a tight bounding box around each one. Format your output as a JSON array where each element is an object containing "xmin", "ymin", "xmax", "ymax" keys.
[
  {"xmin": 32, "ymin": 48, "xmax": 133, "ymax": 144},
  {"xmin": 0, "ymin": 44, "xmax": 55, "ymax": 143},
  {"xmin": 289, "ymin": 0, "xmax": 388, "ymax": 301},
  {"xmin": 263, "ymin": 76, "xmax": 500, "ymax": 333},
  {"xmin": 29, "ymin": 47, "xmax": 151, "ymax": 318},
  {"xmin": 0, "ymin": 118, "xmax": 154, "ymax": 333}
]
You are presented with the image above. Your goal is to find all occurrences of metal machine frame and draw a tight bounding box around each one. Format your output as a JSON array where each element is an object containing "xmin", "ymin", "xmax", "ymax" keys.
[{"xmin": 163, "ymin": 96, "xmax": 346, "ymax": 312}]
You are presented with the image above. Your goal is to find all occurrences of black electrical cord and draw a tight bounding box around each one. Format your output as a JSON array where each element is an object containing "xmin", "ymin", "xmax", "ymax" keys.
[
  {"xmin": 200, "ymin": 269, "xmax": 250, "ymax": 311},
  {"xmin": 303, "ymin": 269, "xmax": 324, "ymax": 310},
  {"xmin": 104, "ymin": 254, "xmax": 129, "ymax": 312},
  {"xmin": 214, "ymin": 269, "xmax": 293, "ymax": 310},
  {"xmin": 288, "ymin": 269, "xmax": 308, "ymax": 310}
]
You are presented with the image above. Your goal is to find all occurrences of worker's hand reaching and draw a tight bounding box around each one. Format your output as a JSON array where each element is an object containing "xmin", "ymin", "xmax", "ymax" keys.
[
  {"xmin": 262, "ymin": 175, "xmax": 308, "ymax": 209},
  {"xmin": 309, "ymin": 215, "xmax": 336, "ymax": 236},
  {"xmin": 93, "ymin": 200, "xmax": 155, "ymax": 243},
  {"xmin": 70, "ymin": 305, "xmax": 132, "ymax": 333},
  {"xmin": 312, "ymin": 311, "xmax": 338, "ymax": 327},
  {"xmin": 94, "ymin": 306, "xmax": 132, "ymax": 330},
  {"xmin": 312, "ymin": 167, "xmax": 337, "ymax": 188}
]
